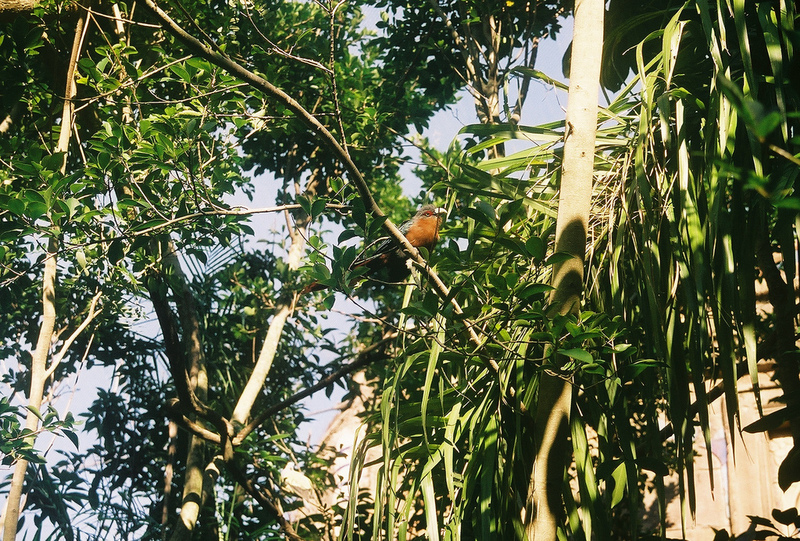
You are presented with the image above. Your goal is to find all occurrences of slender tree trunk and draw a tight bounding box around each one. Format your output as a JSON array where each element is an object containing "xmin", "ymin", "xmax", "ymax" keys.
[
  {"xmin": 163, "ymin": 241, "xmax": 213, "ymax": 541},
  {"xmin": 525, "ymin": 0, "xmax": 604, "ymax": 539},
  {"xmin": 162, "ymin": 420, "xmax": 178, "ymax": 540},
  {"xmin": 2, "ymin": 241, "xmax": 57, "ymax": 541},
  {"xmin": 231, "ymin": 210, "xmax": 307, "ymax": 425},
  {"xmin": 1, "ymin": 10, "xmax": 85, "ymax": 539}
]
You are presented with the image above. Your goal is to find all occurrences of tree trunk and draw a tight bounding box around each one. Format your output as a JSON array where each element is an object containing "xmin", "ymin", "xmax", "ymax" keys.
[
  {"xmin": 2, "ymin": 241, "xmax": 57, "ymax": 541},
  {"xmin": 1, "ymin": 10, "xmax": 84, "ymax": 539},
  {"xmin": 162, "ymin": 241, "xmax": 212, "ymax": 541},
  {"xmin": 231, "ymin": 210, "xmax": 306, "ymax": 426},
  {"xmin": 525, "ymin": 0, "xmax": 604, "ymax": 539}
]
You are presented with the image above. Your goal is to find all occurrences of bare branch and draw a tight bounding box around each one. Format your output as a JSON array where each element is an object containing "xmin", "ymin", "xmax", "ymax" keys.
[{"xmin": 45, "ymin": 291, "xmax": 103, "ymax": 379}]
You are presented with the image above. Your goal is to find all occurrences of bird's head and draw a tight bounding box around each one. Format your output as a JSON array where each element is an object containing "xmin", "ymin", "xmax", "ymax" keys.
[
  {"xmin": 406, "ymin": 205, "xmax": 447, "ymax": 249},
  {"xmin": 415, "ymin": 205, "xmax": 447, "ymax": 225}
]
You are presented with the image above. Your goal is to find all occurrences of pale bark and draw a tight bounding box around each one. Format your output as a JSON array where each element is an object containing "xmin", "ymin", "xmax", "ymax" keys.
[
  {"xmin": 168, "ymin": 434, "xmax": 207, "ymax": 541},
  {"xmin": 0, "ymin": 0, "xmax": 37, "ymax": 13},
  {"xmin": 232, "ymin": 211, "xmax": 305, "ymax": 425},
  {"xmin": 2, "ymin": 241, "xmax": 57, "ymax": 541},
  {"xmin": 1, "ymin": 9, "xmax": 85, "ymax": 539},
  {"xmin": 161, "ymin": 420, "xmax": 178, "ymax": 539},
  {"xmin": 0, "ymin": 103, "xmax": 22, "ymax": 134},
  {"xmin": 525, "ymin": 0, "xmax": 604, "ymax": 539}
]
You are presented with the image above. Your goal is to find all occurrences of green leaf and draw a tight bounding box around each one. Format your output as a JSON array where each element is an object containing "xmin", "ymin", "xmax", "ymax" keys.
[
  {"xmin": 40, "ymin": 152, "xmax": 65, "ymax": 171},
  {"xmin": 4, "ymin": 197, "xmax": 25, "ymax": 216},
  {"xmin": 610, "ymin": 462, "xmax": 627, "ymax": 508},
  {"xmin": 558, "ymin": 348, "xmax": 593, "ymax": 364},
  {"xmin": 62, "ymin": 429, "xmax": 80, "ymax": 450},
  {"xmin": 773, "ymin": 198, "xmax": 800, "ymax": 211},
  {"xmin": 463, "ymin": 206, "xmax": 495, "ymax": 228},
  {"xmin": 480, "ymin": 416, "xmax": 498, "ymax": 540},
  {"xmin": 564, "ymin": 321, "xmax": 582, "ymax": 337},
  {"xmin": 63, "ymin": 197, "xmax": 81, "ymax": 218},
  {"xmin": 421, "ymin": 475, "xmax": 440, "ymax": 541},
  {"xmin": 544, "ymin": 252, "xmax": 574, "ymax": 266},
  {"xmin": 26, "ymin": 405, "xmax": 43, "ymax": 421},
  {"xmin": 25, "ymin": 201, "xmax": 48, "ymax": 221},
  {"xmin": 107, "ymin": 239, "xmax": 125, "ymax": 264},
  {"xmin": 525, "ymin": 236, "xmax": 545, "ymax": 260},
  {"xmin": 310, "ymin": 198, "xmax": 327, "ymax": 221}
]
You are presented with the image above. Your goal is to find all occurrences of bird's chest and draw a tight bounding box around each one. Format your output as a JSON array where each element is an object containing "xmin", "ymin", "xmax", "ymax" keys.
[{"xmin": 404, "ymin": 217, "xmax": 440, "ymax": 250}]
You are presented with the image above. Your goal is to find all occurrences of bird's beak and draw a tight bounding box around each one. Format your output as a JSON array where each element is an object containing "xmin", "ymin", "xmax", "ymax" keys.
[{"xmin": 434, "ymin": 207, "xmax": 448, "ymax": 219}]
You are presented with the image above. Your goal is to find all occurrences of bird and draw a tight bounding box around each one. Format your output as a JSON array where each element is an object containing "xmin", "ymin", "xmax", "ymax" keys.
[{"xmin": 303, "ymin": 205, "xmax": 447, "ymax": 293}]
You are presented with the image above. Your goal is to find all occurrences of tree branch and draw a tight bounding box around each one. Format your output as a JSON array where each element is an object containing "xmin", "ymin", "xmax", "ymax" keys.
[
  {"xmin": 45, "ymin": 291, "xmax": 103, "ymax": 379},
  {"xmin": 146, "ymin": 263, "xmax": 234, "ymax": 456},
  {"xmin": 143, "ymin": 0, "xmax": 483, "ymax": 348},
  {"xmin": 233, "ymin": 332, "xmax": 396, "ymax": 445},
  {"xmin": 225, "ymin": 458, "xmax": 305, "ymax": 541},
  {"xmin": 3, "ymin": 8, "xmax": 86, "ymax": 538},
  {"xmin": 166, "ymin": 333, "xmax": 396, "ymax": 446}
]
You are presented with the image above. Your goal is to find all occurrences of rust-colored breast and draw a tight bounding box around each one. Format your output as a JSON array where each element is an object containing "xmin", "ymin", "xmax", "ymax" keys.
[{"xmin": 404, "ymin": 216, "xmax": 441, "ymax": 251}]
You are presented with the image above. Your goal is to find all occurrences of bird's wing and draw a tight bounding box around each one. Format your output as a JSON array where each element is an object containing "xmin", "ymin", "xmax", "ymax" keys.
[{"xmin": 351, "ymin": 216, "xmax": 416, "ymax": 267}]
